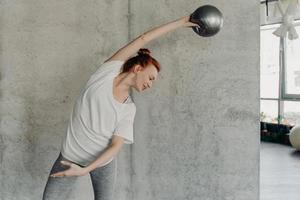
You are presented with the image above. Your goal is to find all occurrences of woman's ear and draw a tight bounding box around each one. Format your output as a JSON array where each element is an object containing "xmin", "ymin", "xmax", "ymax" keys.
[{"xmin": 133, "ymin": 65, "xmax": 143, "ymax": 73}]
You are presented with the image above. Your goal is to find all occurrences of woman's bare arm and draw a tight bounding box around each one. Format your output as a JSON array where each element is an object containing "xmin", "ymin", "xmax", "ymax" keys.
[
  {"xmin": 104, "ymin": 15, "xmax": 198, "ymax": 62},
  {"xmin": 83, "ymin": 135, "xmax": 124, "ymax": 173},
  {"xmin": 49, "ymin": 135, "xmax": 124, "ymax": 177}
]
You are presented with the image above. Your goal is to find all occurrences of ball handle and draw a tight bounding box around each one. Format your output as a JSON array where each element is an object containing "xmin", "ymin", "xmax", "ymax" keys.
[{"xmin": 188, "ymin": 13, "xmax": 206, "ymax": 36}]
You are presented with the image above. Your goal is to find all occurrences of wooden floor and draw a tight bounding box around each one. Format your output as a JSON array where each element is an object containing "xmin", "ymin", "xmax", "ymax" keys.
[{"xmin": 260, "ymin": 142, "xmax": 300, "ymax": 200}]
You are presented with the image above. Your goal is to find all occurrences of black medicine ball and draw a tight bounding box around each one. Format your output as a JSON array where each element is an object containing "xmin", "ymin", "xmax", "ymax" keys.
[{"xmin": 190, "ymin": 5, "xmax": 223, "ymax": 37}]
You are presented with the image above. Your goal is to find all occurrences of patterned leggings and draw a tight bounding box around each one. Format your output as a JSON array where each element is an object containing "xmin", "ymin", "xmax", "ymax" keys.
[{"xmin": 42, "ymin": 153, "xmax": 117, "ymax": 200}]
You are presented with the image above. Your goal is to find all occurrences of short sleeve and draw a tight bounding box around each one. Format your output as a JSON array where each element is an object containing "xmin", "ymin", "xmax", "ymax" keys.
[
  {"xmin": 113, "ymin": 106, "xmax": 136, "ymax": 144},
  {"xmin": 93, "ymin": 60, "xmax": 124, "ymax": 75}
]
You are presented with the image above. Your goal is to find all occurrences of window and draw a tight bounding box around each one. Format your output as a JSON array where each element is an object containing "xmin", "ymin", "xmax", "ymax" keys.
[
  {"xmin": 260, "ymin": 25, "xmax": 280, "ymax": 99},
  {"xmin": 283, "ymin": 101, "xmax": 300, "ymax": 126},
  {"xmin": 284, "ymin": 26, "xmax": 300, "ymax": 98},
  {"xmin": 260, "ymin": 100, "xmax": 278, "ymax": 123},
  {"xmin": 260, "ymin": 22, "xmax": 300, "ymax": 125}
]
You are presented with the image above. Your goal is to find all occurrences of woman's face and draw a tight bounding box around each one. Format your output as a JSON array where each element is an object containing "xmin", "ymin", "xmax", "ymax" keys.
[{"xmin": 133, "ymin": 64, "xmax": 158, "ymax": 92}]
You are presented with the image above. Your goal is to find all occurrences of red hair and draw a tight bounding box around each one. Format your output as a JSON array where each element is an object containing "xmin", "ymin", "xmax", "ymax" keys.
[{"xmin": 120, "ymin": 48, "xmax": 161, "ymax": 73}]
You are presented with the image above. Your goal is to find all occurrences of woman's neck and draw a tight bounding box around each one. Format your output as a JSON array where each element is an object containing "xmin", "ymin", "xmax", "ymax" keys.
[{"xmin": 113, "ymin": 72, "xmax": 133, "ymax": 95}]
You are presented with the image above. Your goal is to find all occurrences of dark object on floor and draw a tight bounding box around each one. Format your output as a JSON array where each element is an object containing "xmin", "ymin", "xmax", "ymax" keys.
[{"xmin": 260, "ymin": 122, "xmax": 293, "ymax": 145}]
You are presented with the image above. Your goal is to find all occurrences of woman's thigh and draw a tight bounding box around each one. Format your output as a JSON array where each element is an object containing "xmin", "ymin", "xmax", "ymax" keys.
[
  {"xmin": 89, "ymin": 159, "xmax": 117, "ymax": 200},
  {"xmin": 42, "ymin": 153, "xmax": 81, "ymax": 200}
]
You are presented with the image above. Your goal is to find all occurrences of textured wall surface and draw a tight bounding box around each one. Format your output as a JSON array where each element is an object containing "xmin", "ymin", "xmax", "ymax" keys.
[
  {"xmin": 0, "ymin": 0, "xmax": 130, "ymax": 199},
  {"xmin": 0, "ymin": 0, "xmax": 260, "ymax": 200},
  {"xmin": 130, "ymin": 0, "xmax": 260, "ymax": 200}
]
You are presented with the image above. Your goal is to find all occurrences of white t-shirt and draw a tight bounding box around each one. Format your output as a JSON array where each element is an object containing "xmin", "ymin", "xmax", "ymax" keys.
[{"xmin": 60, "ymin": 60, "xmax": 136, "ymax": 167}]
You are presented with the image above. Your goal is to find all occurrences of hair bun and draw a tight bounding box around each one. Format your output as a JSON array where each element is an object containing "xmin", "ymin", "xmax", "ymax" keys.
[{"xmin": 137, "ymin": 48, "xmax": 151, "ymax": 56}]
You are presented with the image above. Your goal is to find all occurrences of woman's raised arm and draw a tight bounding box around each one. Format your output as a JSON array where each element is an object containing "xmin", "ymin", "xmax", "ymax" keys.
[{"xmin": 104, "ymin": 16, "xmax": 198, "ymax": 62}]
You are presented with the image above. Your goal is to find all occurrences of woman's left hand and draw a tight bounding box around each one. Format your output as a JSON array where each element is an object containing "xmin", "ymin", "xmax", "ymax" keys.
[{"xmin": 50, "ymin": 161, "xmax": 88, "ymax": 178}]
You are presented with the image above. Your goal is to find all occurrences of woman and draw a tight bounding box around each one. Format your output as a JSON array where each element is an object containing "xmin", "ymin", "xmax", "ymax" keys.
[{"xmin": 42, "ymin": 15, "xmax": 199, "ymax": 200}]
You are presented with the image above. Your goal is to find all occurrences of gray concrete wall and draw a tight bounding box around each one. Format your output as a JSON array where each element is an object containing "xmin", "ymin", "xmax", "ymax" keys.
[{"xmin": 0, "ymin": 0, "xmax": 259, "ymax": 200}]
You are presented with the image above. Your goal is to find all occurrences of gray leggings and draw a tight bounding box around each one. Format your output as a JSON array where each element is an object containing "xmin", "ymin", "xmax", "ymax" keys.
[{"xmin": 42, "ymin": 153, "xmax": 117, "ymax": 200}]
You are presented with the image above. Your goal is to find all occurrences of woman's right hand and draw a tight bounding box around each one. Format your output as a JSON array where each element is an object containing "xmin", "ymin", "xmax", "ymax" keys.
[
  {"xmin": 180, "ymin": 16, "xmax": 200, "ymax": 28},
  {"xmin": 50, "ymin": 160, "xmax": 88, "ymax": 178}
]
